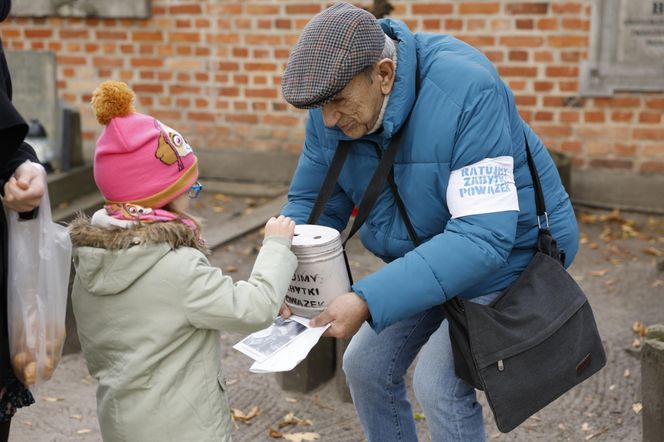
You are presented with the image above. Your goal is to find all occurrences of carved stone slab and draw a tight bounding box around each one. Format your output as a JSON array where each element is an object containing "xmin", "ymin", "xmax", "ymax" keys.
[{"xmin": 11, "ymin": 0, "xmax": 151, "ymax": 19}]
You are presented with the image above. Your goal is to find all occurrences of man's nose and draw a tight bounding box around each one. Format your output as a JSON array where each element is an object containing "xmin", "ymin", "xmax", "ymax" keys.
[{"xmin": 321, "ymin": 104, "xmax": 341, "ymax": 128}]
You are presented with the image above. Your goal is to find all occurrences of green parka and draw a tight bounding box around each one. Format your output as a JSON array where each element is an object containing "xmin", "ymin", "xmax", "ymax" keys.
[{"xmin": 69, "ymin": 216, "xmax": 298, "ymax": 442}]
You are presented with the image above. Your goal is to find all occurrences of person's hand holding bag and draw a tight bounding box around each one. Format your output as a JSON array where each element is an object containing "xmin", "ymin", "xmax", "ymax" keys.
[{"xmin": 3, "ymin": 161, "xmax": 46, "ymax": 213}]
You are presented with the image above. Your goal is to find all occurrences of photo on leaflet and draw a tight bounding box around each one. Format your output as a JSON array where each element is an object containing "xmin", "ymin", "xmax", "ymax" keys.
[{"xmin": 234, "ymin": 317, "xmax": 307, "ymax": 362}]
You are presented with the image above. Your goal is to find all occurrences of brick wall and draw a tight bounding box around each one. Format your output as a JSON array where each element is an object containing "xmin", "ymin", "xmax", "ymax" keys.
[{"xmin": 2, "ymin": 1, "xmax": 663, "ymax": 175}]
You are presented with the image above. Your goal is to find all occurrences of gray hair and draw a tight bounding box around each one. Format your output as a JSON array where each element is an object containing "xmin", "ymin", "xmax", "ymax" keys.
[{"xmin": 363, "ymin": 34, "xmax": 397, "ymax": 80}]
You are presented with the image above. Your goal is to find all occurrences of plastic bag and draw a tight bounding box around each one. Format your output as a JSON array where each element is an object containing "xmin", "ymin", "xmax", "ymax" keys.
[{"xmin": 6, "ymin": 166, "xmax": 72, "ymax": 387}]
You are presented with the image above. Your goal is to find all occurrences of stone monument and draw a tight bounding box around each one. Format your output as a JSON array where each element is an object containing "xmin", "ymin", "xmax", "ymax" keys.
[{"xmin": 11, "ymin": 0, "xmax": 151, "ymax": 19}]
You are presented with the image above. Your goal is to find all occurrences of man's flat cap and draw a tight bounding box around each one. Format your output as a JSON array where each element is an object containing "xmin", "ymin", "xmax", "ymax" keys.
[{"xmin": 281, "ymin": 2, "xmax": 385, "ymax": 109}]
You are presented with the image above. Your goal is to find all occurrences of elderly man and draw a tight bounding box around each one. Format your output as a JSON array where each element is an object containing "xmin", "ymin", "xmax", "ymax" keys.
[{"xmin": 280, "ymin": 3, "xmax": 578, "ymax": 441}]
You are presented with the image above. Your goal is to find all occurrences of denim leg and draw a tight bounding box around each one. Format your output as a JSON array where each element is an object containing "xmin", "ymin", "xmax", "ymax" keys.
[
  {"xmin": 343, "ymin": 308, "xmax": 445, "ymax": 442},
  {"xmin": 412, "ymin": 292, "xmax": 500, "ymax": 442}
]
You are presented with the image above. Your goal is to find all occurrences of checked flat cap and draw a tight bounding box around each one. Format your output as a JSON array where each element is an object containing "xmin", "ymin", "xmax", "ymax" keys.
[{"xmin": 281, "ymin": 2, "xmax": 385, "ymax": 109}]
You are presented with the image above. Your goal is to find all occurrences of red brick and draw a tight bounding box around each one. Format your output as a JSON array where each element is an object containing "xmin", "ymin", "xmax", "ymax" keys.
[
  {"xmin": 459, "ymin": 3, "xmax": 500, "ymax": 14},
  {"xmin": 175, "ymin": 19, "xmax": 191, "ymax": 28},
  {"xmin": 169, "ymin": 32, "xmax": 199, "ymax": 43},
  {"xmin": 514, "ymin": 95, "xmax": 537, "ymax": 106},
  {"xmin": 247, "ymin": 5, "xmax": 279, "ymax": 14},
  {"xmin": 245, "ymin": 62, "xmax": 277, "ymax": 71},
  {"xmin": 93, "ymin": 57, "xmax": 123, "ymax": 67},
  {"xmin": 559, "ymin": 111, "xmax": 580, "ymax": 123},
  {"xmin": 497, "ymin": 66, "xmax": 538, "ymax": 77},
  {"xmin": 500, "ymin": 36, "xmax": 543, "ymax": 47},
  {"xmin": 645, "ymin": 98, "xmax": 664, "ymax": 109},
  {"xmin": 286, "ymin": 4, "xmax": 321, "ymax": 14},
  {"xmin": 245, "ymin": 34, "xmax": 281, "ymax": 45},
  {"xmin": 614, "ymin": 143, "xmax": 637, "ymax": 156},
  {"xmin": 546, "ymin": 66, "xmax": 579, "ymax": 77},
  {"xmin": 534, "ymin": 51, "xmax": 553, "ymax": 62},
  {"xmin": 220, "ymin": 87, "xmax": 240, "ymax": 97},
  {"xmin": 535, "ymin": 111, "xmax": 554, "ymax": 121},
  {"xmin": 484, "ymin": 51, "xmax": 504, "ymax": 62},
  {"xmin": 169, "ymin": 4, "xmax": 202, "ymax": 14},
  {"xmin": 257, "ymin": 19, "xmax": 271, "ymax": 30},
  {"xmin": 509, "ymin": 50, "xmax": 529, "ymax": 61},
  {"xmin": 96, "ymin": 31, "xmax": 127, "ymax": 40},
  {"xmin": 176, "ymin": 46, "xmax": 193, "ymax": 55},
  {"xmin": 584, "ymin": 111, "xmax": 605, "ymax": 123},
  {"xmin": 226, "ymin": 114, "xmax": 259, "ymax": 124},
  {"xmin": 548, "ymin": 36, "xmax": 587, "ymax": 47},
  {"xmin": 444, "ymin": 19, "xmax": 463, "ymax": 30},
  {"xmin": 593, "ymin": 97, "xmax": 641, "ymax": 108},
  {"xmin": 508, "ymin": 80, "xmax": 527, "ymax": 91},
  {"xmin": 634, "ymin": 128, "xmax": 664, "ymax": 141},
  {"xmin": 170, "ymin": 85, "xmax": 200, "ymax": 94},
  {"xmin": 60, "ymin": 29, "xmax": 88, "ymax": 39},
  {"xmin": 139, "ymin": 71, "xmax": 154, "ymax": 80},
  {"xmin": 132, "ymin": 83, "xmax": 164, "ymax": 94},
  {"xmin": 590, "ymin": 159, "xmax": 633, "ymax": 170},
  {"xmin": 640, "ymin": 161, "xmax": 664, "ymax": 173},
  {"xmin": 534, "ymin": 81, "xmax": 554, "ymax": 92},
  {"xmin": 559, "ymin": 81, "xmax": 579, "ymax": 92},
  {"xmin": 49, "ymin": 42, "xmax": 63, "ymax": 51},
  {"xmin": 207, "ymin": 34, "xmax": 240, "ymax": 44},
  {"xmin": 468, "ymin": 19, "xmax": 486, "ymax": 30},
  {"xmin": 57, "ymin": 56, "xmax": 86, "ymax": 65},
  {"xmin": 31, "ymin": 42, "xmax": 46, "ymax": 50},
  {"xmin": 188, "ymin": 112, "xmax": 215, "ymax": 122},
  {"xmin": 423, "ymin": 19, "xmax": 441, "ymax": 30},
  {"xmin": 639, "ymin": 112, "xmax": 662, "ymax": 124},
  {"xmin": 543, "ymin": 97, "xmax": 565, "ymax": 107},
  {"xmin": 552, "ymin": 3, "xmax": 583, "ymax": 14},
  {"xmin": 276, "ymin": 19, "xmax": 292, "ymax": 29},
  {"xmin": 537, "ymin": 18, "xmax": 558, "ymax": 30},
  {"xmin": 643, "ymin": 144, "xmax": 664, "ymax": 157},
  {"xmin": 209, "ymin": 4, "xmax": 242, "ymax": 14},
  {"xmin": 506, "ymin": 3, "xmax": 548, "ymax": 14},
  {"xmin": 412, "ymin": 4, "xmax": 453, "ymax": 14},
  {"xmin": 611, "ymin": 111, "xmax": 633, "ymax": 123},
  {"xmin": 561, "ymin": 51, "xmax": 583, "ymax": 62},
  {"xmin": 458, "ymin": 36, "xmax": 495, "ymax": 47},
  {"xmin": 561, "ymin": 141, "xmax": 582, "ymax": 153},
  {"xmin": 515, "ymin": 19, "xmax": 533, "ymax": 29},
  {"xmin": 130, "ymin": 58, "xmax": 163, "ymax": 68},
  {"xmin": 263, "ymin": 115, "xmax": 300, "ymax": 126},
  {"xmin": 25, "ymin": 29, "xmax": 53, "ymax": 38},
  {"xmin": 534, "ymin": 125, "xmax": 572, "ymax": 137},
  {"xmin": 133, "ymin": 31, "xmax": 162, "ymax": 42},
  {"xmin": 246, "ymin": 88, "xmax": 278, "ymax": 98},
  {"xmin": 562, "ymin": 18, "xmax": 589, "ymax": 31}
]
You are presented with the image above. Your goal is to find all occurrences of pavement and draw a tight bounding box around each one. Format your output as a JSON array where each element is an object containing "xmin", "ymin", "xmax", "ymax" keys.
[{"xmin": 9, "ymin": 187, "xmax": 663, "ymax": 442}]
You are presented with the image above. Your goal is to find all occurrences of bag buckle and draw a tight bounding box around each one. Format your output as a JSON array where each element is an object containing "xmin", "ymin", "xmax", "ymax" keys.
[{"xmin": 537, "ymin": 212, "xmax": 550, "ymax": 230}]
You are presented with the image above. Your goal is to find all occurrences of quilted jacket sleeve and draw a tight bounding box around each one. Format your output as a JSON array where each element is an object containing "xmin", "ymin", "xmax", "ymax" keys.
[
  {"xmin": 354, "ymin": 86, "xmax": 520, "ymax": 333},
  {"xmin": 181, "ymin": 237, "xmax": 298, "ymax": 334},
  {"xmin": 281, "ymin": 112, "xmax": 355, "ymax": 231}
]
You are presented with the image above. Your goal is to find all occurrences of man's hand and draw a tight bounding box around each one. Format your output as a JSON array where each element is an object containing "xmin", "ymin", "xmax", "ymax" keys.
[
  {"xmin": 309, "ymin": 292, "xmax": 370, "ymax": 339},
  {"xmin": 3, "ymin": 161, "xmax": 46, "ymax": 213}
]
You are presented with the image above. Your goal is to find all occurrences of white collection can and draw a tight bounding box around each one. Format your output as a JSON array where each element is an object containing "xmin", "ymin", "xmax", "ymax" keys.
[{"xmin": 286, "ymin": 224, "xmax": 351, "ymax": 318}]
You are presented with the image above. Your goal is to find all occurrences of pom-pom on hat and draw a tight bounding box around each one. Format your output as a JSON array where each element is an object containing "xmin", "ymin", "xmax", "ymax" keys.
[
  {"xmin": 281, "ymin": 2, "xmax": 385, "ymax": 109},
  {"xmin": 91, "ymin": 81, "xmax": 198, "ymax": 209}
]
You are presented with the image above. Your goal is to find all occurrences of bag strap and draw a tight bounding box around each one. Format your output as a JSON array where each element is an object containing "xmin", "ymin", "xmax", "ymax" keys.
[
  {"xmin": 306, "ymin": 140, "xmax": 353, "ymax": 225},
  {"xmin": 524, "ymin": 135, "xmax": 548, "ymax": 229}
]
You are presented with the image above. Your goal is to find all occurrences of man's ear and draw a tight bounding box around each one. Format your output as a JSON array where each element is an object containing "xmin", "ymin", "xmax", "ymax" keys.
[{"xmin": 377, "ymin": 58, "xmax": 396, "ymax": 95}]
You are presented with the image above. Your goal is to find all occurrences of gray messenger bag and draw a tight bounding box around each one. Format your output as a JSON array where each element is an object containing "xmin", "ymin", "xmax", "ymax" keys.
[{"xmin": 310, "ymin": 127, "xmax": 606, "ymax": 433}]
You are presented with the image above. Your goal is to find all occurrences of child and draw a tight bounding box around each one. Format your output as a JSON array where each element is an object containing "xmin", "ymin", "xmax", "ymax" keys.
[{"xmin": 69, "ymin": 81, "xmax": 298, "ymax": 442}]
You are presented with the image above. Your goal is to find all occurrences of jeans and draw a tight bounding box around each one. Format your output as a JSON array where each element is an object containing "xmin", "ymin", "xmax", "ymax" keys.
[{"xmin": 343, "ymin": 293, "xmax": 500, "ymax": 442}]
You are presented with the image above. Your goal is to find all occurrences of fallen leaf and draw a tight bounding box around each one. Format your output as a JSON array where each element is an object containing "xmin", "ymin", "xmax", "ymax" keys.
[
  {"xmin": 609, "ymin": 384, "xmax": 616, "ymax": 391},
  {"xmin": 268, "ymin": 426, "xmax": 283, "ymax": 438},
  {"xmin": 214, "ymin": 193, "xmax": 230, "ymax": 202},
  {"xmin": 413, "ymin": 412, "xmax": 426, "ymax": 421},
  {"xmin": 279, "ymin": 412, "xmax": 312, "ymax": 429},
  {"xmin": 632, "ymin": 321, "xmax": 648, "ymax": 336},
  {"xmin": 490, "ymin": 432, "xmax": 502, "ymax": 439},
  {"xmin": 22, "ymin": 421, "xmax": 32, "ymax": 427},
  {"xmin": 632, "ymin": 338, "xmax": 642, "ymax": 348},
  {"xmin": 41, "ymin": 396, "xmax": 64, "ymax": 402},
  {"xmin": 557, "ymin": 423, "xmax": 566, "ymax": 431},
  {"xmin": 70, "ymin": 414, "xmax": 83, "ymax": 421},
  {"xmin": 76, "ymin": 429, "xmax": 92, "ymax": 434},
  {"xmin": 642, "ymin": 247, "xmax": 663, "ymax": 257},
  {"xmin": 632, "ymin": 402, "xmax": 642, "ymax": 414},
  {"xmin": 285, "ymin": 397, "xmax": 298, "ymax": 403},
  {"xmin": 579, "ymin": 213, "xmax": 599, "ymax": 224},
  {"xmin": 624, "ymin": 369, "xmax": 631, "ymax": 378},
  {"xmin": 245, "ymin": 198, "xmax": 257, "ymax": 207},
  {"xmin": 589, "ymin": 243, "xmax": 600, "ymax": 250},
  {"xmin": 226, "ymin": 378, "xmax": 238, "ymax": 386},
  {"xmin": 212, "ymin": 206, "xmax": 225, "ymax": 213},
  {"xmin": 231, "ymin": 406, "xmax": 260, "ymax": 424},
  {"xmin": 652, "ymin": 280, "xmax": 664, "ymax": 288},
  {"xmin": 589, "ymin": 269, "xmax": 609, "ymax": 277},
  {"xmin": 581, "ymin": 422, "xmax": 591, "ymax": 432},
  {"xmin": 224, "ymin": 265, "xmax": 238, "ymax": 273},
  {"xmin": 609, "ymin": 258, "xmax": 622, "ymax": 266},
  {"xmin": 282, "ymin": 432, "xmax": 320, "ymax": 442}
]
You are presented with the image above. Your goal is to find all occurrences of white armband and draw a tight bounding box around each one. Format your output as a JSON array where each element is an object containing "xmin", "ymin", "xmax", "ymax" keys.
[{"xmin": 446, "ymin": 156, "xmax": 519, "ymax": 219}]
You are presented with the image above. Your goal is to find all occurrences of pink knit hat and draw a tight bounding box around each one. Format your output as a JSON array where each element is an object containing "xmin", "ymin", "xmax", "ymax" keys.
[{"xmin": 91, "ymin": 81, "xmax": 198, "ymax": 209}]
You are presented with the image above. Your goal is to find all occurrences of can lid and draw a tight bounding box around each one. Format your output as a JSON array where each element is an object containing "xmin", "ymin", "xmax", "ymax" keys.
[{"xmin": 292, "ymin": 224, "xmax": 342, "ymax": 256}]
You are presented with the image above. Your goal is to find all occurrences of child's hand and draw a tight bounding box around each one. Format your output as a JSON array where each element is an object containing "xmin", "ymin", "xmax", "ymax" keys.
[{"xmin": 264, "ymin": 215, "xmax": 296, "ymax": 241}]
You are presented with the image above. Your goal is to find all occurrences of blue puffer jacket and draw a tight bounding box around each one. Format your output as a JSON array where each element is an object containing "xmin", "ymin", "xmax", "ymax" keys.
[{"xmin": 283, "ymin": 19, "xmax": 579, "ymax": 333}]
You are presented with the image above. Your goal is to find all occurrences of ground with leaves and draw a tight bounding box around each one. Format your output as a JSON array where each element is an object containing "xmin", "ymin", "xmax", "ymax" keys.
[{"xmin": 9, "ymin": 195, "xmax": 663, "ymax": 441}]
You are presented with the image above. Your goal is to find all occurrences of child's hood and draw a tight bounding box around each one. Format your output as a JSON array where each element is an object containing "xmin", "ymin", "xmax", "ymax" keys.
[{"xmin": 69, "ymin": 215, "xmax": 205, "ymax": 296}]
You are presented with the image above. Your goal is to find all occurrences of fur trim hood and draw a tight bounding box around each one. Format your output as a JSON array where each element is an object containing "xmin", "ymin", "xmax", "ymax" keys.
[{"xmin": 69, "ymin": 214, "xmax": 208, "ymax": 254}]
